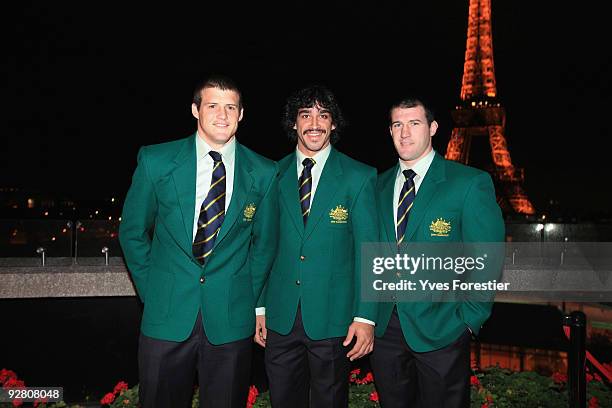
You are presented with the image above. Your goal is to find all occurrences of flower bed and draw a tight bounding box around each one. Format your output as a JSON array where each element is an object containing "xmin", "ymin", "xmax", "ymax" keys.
[{"xmin": 2, "ymin": 365, "xmax": 611, "ymax": 407}]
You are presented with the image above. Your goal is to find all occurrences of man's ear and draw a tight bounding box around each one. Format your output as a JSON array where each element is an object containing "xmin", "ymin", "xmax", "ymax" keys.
[
  {"xmin": 191, "ymin": 103, "xmax": 199, "ymax": 120},
  {"xmin": 429, "ymin": 120, "xmax": 439, "ymax": 137},
  {"xmin": 238, "ymin": 108, "xmax": 244, "ymax": 122}
]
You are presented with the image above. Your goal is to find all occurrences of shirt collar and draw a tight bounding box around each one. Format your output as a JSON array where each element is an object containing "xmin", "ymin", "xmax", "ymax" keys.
[
  {"xmin": 296, "ymin": 143, "xmax": 332, "ymax": 168},
  {"xmin": 398, "ymin": 148, "xmax": 436, "ymax": 179},
  {"xmin": 196, "ymin": 132, "xmax": 236, "ymax": 163}
]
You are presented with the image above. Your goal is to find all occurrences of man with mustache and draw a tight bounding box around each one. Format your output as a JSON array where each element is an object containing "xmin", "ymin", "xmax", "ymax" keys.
[
  {"xmin": 370, "ymin": 97, "xmax": 504, "ymax": 408},
  {"xmin": 254, "ymin": 85, "xmax": 379, "ymax": 407},
  {"xmin": 119, "ymin": 75, "xmax": 279, "ymax": 407}
]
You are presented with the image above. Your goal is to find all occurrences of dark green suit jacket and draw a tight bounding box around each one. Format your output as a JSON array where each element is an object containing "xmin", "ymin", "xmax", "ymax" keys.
[
  {"xmin": 261, "ymin": 147, "xmax": 379, "ymax": 340},
  {"xmin": 375, "ymin": 152, "xmax": 504, "ymax": 352},
  {"xmin": 119, "ymin": 134, "xmax": 279, "ymax": 344}
]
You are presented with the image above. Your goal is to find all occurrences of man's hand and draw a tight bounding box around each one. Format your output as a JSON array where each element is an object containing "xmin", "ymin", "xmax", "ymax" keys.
[
  {"xmin": 343, "ymin": 321, "xmax": 374, "ymax": 361},
  {"xmin": 254, "ymin": 315, "xmax": 267, "ymax": 347}
]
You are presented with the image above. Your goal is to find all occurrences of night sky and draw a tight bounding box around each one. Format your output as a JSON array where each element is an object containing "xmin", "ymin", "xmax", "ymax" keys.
[{"xmin": 3, "ymin": 1, "xmax": 610, "ymax": 213}]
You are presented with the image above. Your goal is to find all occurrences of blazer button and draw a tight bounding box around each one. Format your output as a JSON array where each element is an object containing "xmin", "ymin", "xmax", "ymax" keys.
[
  {"xmin": 199, "ymin": 277, "xmax": 205, "ymax": 284},
  {"xmin": 296, "ymin": 280, "xmax": 301, "ymax": 286},
  {"xmin": 300, "ymin": 255, "xmax": 305, "ymax": 261}
]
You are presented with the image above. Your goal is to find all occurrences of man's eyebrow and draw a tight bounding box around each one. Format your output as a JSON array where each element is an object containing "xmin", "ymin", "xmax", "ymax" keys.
[{"xmin": 297, "ymin": 108, "xmax": 313, "ymax": 114}]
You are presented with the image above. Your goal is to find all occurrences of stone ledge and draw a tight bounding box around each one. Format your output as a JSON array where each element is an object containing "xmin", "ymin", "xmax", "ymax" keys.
[{"xmin": 0, "ymin": 257, "xmax": 136, "ymax": 298}]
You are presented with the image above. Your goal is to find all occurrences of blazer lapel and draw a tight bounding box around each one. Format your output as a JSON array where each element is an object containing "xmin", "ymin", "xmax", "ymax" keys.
[
  {"xmin": 379, "ymin": 164, "xmax": 399, "ymax": 243},
  {"xmin": 404, "ymin": 152, "xmax": 446, "ymax": 242},
  {"xmin": 171, "ymin": 134, "xmax": 197, "ymax": 252},
  {"xmin": 278, "ymin": 152, "xmax": 304, "ymax": 238},
  {"xmin": 214, "ymin": 142, "xmax": 254, "ymax": 247},
  {"xmin": 304, "ymin": 148, "xmax": 341, "ymax": 240}
]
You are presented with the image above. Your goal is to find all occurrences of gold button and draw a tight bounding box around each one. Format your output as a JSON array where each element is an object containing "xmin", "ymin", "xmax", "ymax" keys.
[
  {"xmin": 300, "ymin": 255, "xmax": 305, "ymax": 261},
  {"xmin": 396, "ymin": 272, "xmax": 402, "ymax": 278},
  {"xmin": 199, "ymin": 277, "xmax": 205, "ymax": 284}
]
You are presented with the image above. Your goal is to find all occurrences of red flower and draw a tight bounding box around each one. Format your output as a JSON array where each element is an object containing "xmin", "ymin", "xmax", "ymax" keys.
[
  {"xmin": 3, "ymin": 378, "xmax": 25, "ymax": 389},
  {"xmin": 11, "ymin": 399, "xmax": 23, "ymax": 407},
  {"xmin": 552, "ymin": 372, "xmax": 568, "ymax": 384},
  {"xmin": 246, "ymin": 385, "xmax": 259, "ymax": 408},
  {"xmin": 113, "ymin": 381, "xmax": 129, "ymax": 394},
  {"xmin": 0, "ymin": 369, "xmax": 18, "ymax": 385},
  {"xmin": 349, "ymin": 368, "xmax": 361, "ymax": 384},
  {"xmin": 33, "ymin": 398, "xmax": 48, "ymax": 408},
  {"xmin": 100, "ymin": 392, "xmax": 116, "ymax": 405},
  {"xmin": 589, "ymin": 396, "xmax": 599, "ymax": 408},
  {"xmin": 369, "ymin": 391, "xmax": 379, "ymax": 402},
  {"xmin": 586, "ymin": 373, "xmax": 593, "ymax": 382},
  {"xmin": 356, "ymin": 372, "xmax": 374, "ymax": 385},
  {"xmin": 593, "ymin": 373, "xmax": 602, "ymax": 382},
  {"xmin": 470, "ymin": 375, "xmax": 480, "ymax": 387}
]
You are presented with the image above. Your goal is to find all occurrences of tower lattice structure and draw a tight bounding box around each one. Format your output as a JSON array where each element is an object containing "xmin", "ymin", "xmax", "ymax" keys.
[{"xmin": 445, "ymin": 0, "xmax": 535, "ymax": 215}]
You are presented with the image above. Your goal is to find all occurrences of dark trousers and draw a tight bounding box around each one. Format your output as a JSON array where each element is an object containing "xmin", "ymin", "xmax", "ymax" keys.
[
  {"xmin": 138, "ymin": 311, "xmax": 252, "ymax": 408},
  {"xmin": 370, "ymin": 308, "xmax": 471, "ymax": 408},
  {"xmin": 265, "ymin": 306, "xmax": 351, "ymax": 408}
]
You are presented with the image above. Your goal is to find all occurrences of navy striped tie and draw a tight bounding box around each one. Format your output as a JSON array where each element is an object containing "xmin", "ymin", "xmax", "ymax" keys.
[
  {"xmin": 193, "ymin": 151, "xmax": 226, "ymax": 264},
  {"xmin": 299, "ymin": 158, "xmax": 315, "ymax": 225},
  {"xmin": 396, "ymin": 169, "xmax": 416, "ymax": 245}
]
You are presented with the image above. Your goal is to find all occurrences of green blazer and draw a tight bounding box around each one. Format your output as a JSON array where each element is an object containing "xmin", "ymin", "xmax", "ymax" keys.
[
  {"xmin": 375, "ymin": 152, "xmax": 504, "ymax": 352},
  {"xmin": 119, "ymin": 134, "xmax": 279, "ymax": 344},
  {"xmin": 262, "ymin": 147, "xmax": 379, "ymax": 340}
]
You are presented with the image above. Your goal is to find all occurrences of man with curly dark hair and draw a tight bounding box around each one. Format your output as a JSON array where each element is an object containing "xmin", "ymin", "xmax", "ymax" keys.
[{"xmin": 254, "ymin": 85, "xmax": 379, "ymax": 407}]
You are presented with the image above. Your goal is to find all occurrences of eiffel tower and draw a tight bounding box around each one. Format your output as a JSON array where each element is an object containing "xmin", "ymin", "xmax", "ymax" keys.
[{"xmin": 445, "ymin": 0, "xmax": 535, "ymax": 215}]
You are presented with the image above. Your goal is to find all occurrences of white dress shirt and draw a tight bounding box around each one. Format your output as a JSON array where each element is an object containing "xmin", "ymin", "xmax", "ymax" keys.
[
  {"xmin": 192, "ymin": 133, "xmax": 236, "ymax": 241},
  {"xmin": 393, "ymin": 149, "xmax": 436, "ymax": 240}
]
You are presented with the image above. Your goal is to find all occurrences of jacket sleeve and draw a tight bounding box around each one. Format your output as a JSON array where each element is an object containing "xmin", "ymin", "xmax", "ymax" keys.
[
  {"xmin": 119, "ymin": 147, "xmax": 158, "ymax": 302},
  {"xmin": 458, "ymin": 172, "xmax": 505, "ymax": 334},
  {"xmin": 250, "ymin": 163, "xmax": 280, "ymax": 305},
  {"xmin": 352, "ymin": 168, "xmax": 380, "ymax": 323}
]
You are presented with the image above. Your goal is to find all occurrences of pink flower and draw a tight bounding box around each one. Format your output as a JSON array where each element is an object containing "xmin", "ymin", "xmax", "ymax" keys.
[{"xmin": 100, "ymin": 392, "xmax": 116, "ymax": 405}]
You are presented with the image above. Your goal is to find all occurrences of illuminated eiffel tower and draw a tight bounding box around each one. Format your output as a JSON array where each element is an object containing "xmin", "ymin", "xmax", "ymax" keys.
[{"xmin": 445, "ymin": 0, "xmax": 535, "ymax": 215}]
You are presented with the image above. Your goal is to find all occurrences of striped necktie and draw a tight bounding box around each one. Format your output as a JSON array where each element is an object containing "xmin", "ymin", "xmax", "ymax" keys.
[
  {"xmin": 299, "ymin": 158, "xmax": 316, "ymax": 225},
  {"xmin": 193, "ymin": 151, "xmax": 226, "ymax": 264},
  {"xmin": 396, "ymin": 169, "xmax": 417, "ymax": 245}
]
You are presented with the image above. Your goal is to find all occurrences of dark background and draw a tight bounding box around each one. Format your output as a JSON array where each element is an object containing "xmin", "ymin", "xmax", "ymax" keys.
[{"xmin": 2, "ymin": 1, "xmax": 611, "ymax": 214}]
